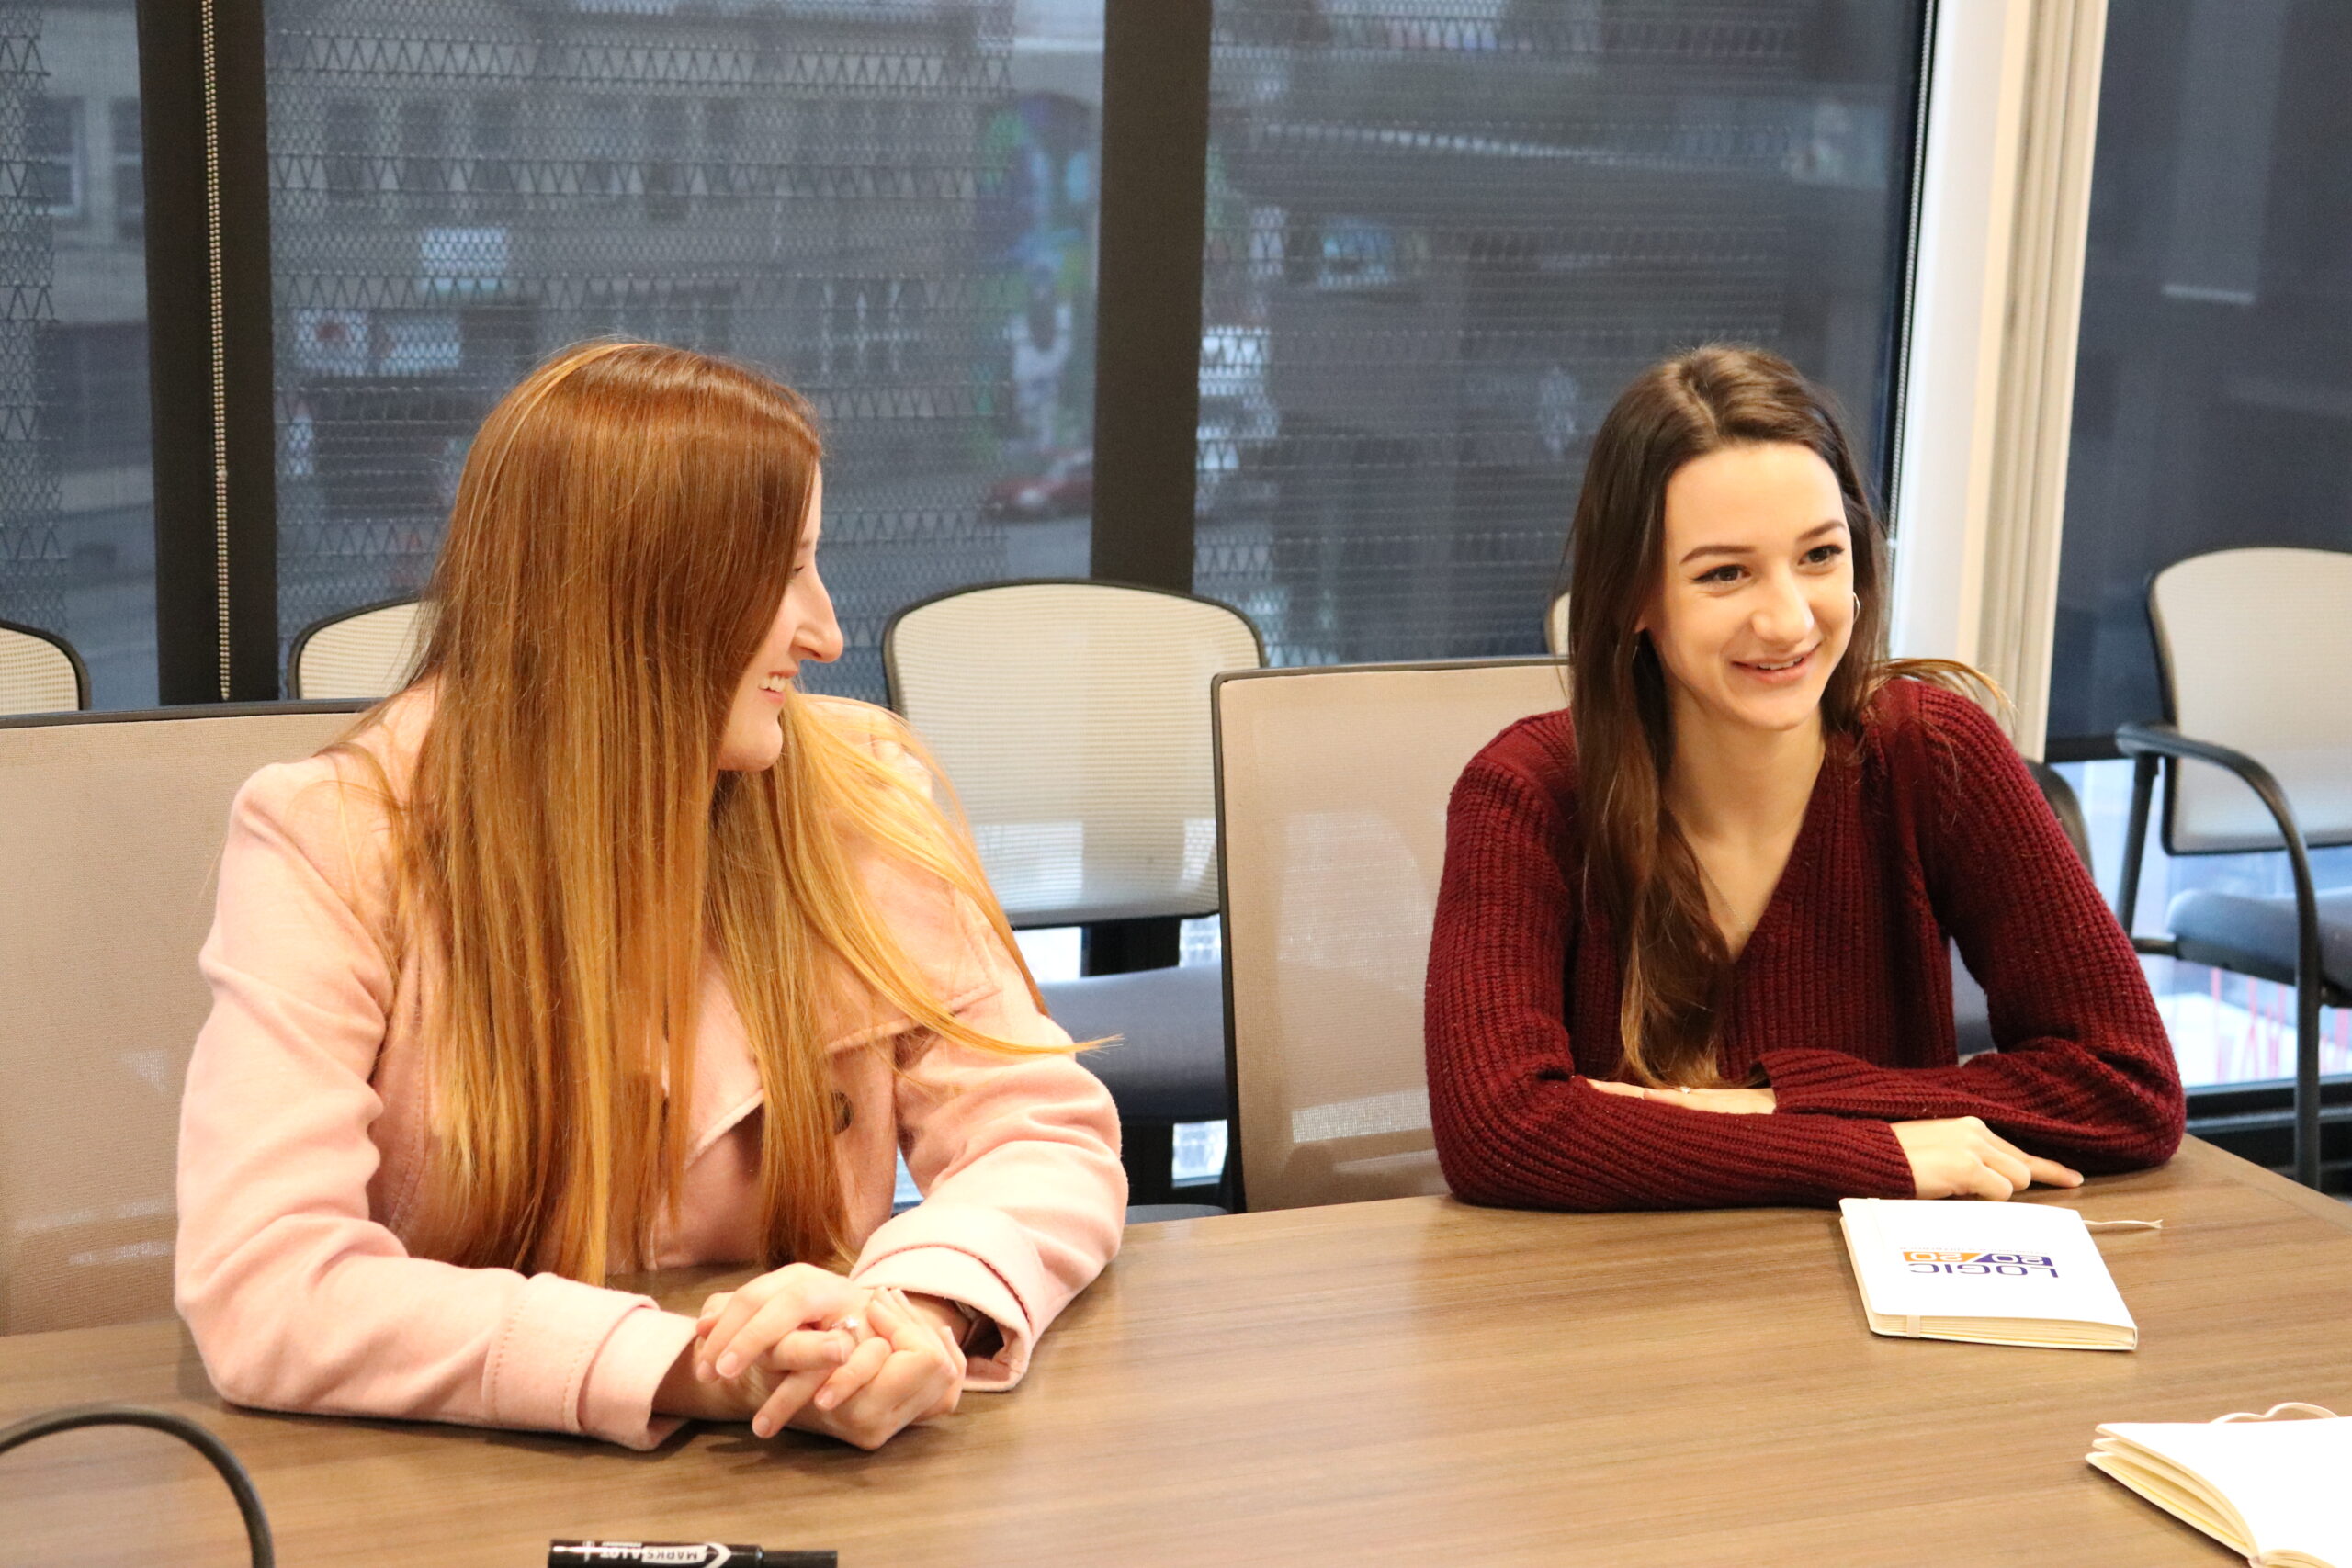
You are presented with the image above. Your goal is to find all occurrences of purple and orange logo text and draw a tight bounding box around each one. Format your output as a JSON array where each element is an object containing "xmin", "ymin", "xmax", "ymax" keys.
[{"xmin": 1902, "ymin": 1249, "xmax": 2057, "ymax": 1278}]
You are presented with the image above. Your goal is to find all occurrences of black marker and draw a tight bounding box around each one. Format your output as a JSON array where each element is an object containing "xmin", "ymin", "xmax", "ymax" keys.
[{"xmin": 549, "ymin": 1541, "xmax": 836, "ymax": 1568}]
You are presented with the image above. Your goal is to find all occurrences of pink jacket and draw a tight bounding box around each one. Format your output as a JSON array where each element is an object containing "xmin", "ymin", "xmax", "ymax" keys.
[{"xmin": 175, "ymin": 691, "xmax": 1125, "ymax": 1450}]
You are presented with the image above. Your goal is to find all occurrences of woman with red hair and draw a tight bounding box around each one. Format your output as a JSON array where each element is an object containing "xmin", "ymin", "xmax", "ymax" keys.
[{"xmin": 177, "ymin": 342, "xmax": 1125, "ymax": 1450}]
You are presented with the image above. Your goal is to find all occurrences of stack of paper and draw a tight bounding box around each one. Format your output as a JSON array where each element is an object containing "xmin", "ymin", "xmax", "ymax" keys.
[
  {"xmin": 1837, "ymin": 1198, "xmax": 2136, "ymax": 1349},
  {"xmin": 2090, "ymin": 1406, "xmax": 2350, "ymax": 1567}
]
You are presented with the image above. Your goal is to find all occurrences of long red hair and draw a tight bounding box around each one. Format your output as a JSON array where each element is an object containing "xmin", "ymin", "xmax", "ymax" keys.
[{"xmin": 334, "ymin": 341, "xmax": 1060, "ymax": 1281}]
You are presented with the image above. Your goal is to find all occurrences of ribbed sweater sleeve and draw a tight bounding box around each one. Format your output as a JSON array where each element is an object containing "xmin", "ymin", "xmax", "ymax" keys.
[
  {"xmin": 1423, "ymin": 736, "xmax": 1917, "ymax": 1212},
  {"xmin": 1761, "ymin": 686, "xmax": 2186, "ymax": 1171}
]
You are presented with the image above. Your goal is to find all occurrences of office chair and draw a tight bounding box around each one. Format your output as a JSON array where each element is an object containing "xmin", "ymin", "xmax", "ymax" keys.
[
  {"xmin": 1215, "ymin": 657, "xmax": 1571, "ymax": 1211},
  {"xmin": 288, "ymin": 598, "xmax": 431, "ymax": 701},
  {"xmin": 0, "ymin": 702, "xmax": 367, "ymax": 1333},
  {"xmin": 884, "ymin": 580, "xmax": 1265, "ymax": 1208},
  {"xmin": 2113, "ymin": 547, "xmax": 2352, "ymax": 1189},
  {"xmin": 0, "ymin": 618, "xmax": 85, "ymax": 715}
]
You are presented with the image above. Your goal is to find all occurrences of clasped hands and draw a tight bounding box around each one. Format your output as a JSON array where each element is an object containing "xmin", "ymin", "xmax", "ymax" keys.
[
  {"xmin": 658, "ymin": 1262, "xmax": 972, "ymax": 1449},
  {"xmin": 1588, "ymin": 1079, "xmax": 2084, "ymax": 1201}
]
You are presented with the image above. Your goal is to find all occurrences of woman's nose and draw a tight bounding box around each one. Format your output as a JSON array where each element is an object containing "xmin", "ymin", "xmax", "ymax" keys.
[
  {"xmin": 799, "ymin": 578, "xmax": 846, "ymax": 664},
  {"xmin": 1750, "ymin": 573, "xmax": 1815, "ymax": 645}
]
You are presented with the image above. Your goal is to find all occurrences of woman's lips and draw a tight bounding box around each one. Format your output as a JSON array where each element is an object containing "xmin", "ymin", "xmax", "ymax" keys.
[{"xmin": 1732, "ymin": 645, "xmax": 1817, "ymax": 685}]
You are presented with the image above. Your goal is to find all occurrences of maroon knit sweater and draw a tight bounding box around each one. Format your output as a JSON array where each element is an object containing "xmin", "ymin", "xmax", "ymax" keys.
[{"xmin": 1424, "ymin": 679, "xmax": 2185, "ymax": 1212}]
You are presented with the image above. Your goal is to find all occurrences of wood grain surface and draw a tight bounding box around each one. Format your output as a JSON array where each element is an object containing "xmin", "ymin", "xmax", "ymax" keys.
[{"xmin": 2, "ymin": 1138, "xmax": 2346, "ymax": 1568}]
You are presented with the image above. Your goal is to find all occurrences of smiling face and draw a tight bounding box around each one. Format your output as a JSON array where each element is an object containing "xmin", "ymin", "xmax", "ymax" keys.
[
  {"xmin": 1640, "ymin": 441, "xmax": 1854, "ymax": 739},
  {"xmin": 717, "ymin": 467, "xmax": 844, "ymax": 772}
]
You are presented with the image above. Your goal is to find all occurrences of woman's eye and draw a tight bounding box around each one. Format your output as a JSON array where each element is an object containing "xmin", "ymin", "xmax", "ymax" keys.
[
  {"xmin": 1804, "ymin": 544, "xmax": 1846, "ymax": 566},
  {"xmin": 1696, "ymin": 565, "xmax": 1743, "ymax": 585}
]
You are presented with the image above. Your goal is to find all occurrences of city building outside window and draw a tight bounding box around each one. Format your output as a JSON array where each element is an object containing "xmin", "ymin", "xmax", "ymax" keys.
[
  {"xmin": 107, "ymin": 96, "xmax": 138, "ymax": 238},
  {"xmin": 28, "ymin": 96, "xmax": 80, "ymax": 219}
]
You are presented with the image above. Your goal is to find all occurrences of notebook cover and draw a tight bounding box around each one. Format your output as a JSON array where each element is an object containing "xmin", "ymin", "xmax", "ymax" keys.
[{"xmin": 1838, "ymin": 1198, "xmax": 2136, "ymax": 1349}]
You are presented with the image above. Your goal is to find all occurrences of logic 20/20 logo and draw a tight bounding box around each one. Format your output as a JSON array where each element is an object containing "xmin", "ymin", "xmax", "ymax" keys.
[{"xmin": 1902, "ymin": 1250, "xmax": 2058, "ymax": 1278}]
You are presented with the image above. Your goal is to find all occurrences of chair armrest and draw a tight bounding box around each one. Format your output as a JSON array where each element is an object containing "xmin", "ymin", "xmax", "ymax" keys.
[
  {"xmin": 2114, "ymin": 722, "xmax": 2319, "ymax": 871},
  {"xmin": 2112, "ymin": 719, "xmax": 2323, "ymax": 995},
  {"xmin": 2114, "ymin": 722, "xmax": 2331, "ymax": 1189}
]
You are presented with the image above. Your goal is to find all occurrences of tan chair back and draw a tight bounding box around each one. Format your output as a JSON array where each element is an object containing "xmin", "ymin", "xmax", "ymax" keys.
[
  {"xmin": 1215, "ymin": 659, "xmax": 1569, "ymax": 1211},
  {"xmin": 0, "ymin": 703, "xmax": 365, "ymax": 1333},
  {"xmin": 1544, "ymin": 591, "xmax": 1570, "ymax": 659},
  {"xmin": 2149, "ymin": 547, "xmax": 2352, "ymax": 853},
  {"xmin": 290, "ymin": 599, "xmax": 432, "ymax": 701},
  {"xmin": 0, "ymin": 620, "xmax": 85, "ymax": 715},
  {"xmin": 885, "ymin": 581, "xmax": 1264, "ymax": 926}
]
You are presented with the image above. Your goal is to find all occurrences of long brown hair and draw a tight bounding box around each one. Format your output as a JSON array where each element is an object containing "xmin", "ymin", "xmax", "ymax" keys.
[
  {"xmin": 1566, "ymin": 344, "xmax": 1990, "ymax": 1087},
  {"xmin": 335, "ymin": 340, "xmax": 1060, "ymax": 1282}
]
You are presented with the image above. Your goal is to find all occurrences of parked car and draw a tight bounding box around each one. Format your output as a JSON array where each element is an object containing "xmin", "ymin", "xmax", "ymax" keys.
[{"xmin": 985, "ymin": 448, "xmax": 1093, "ymax": 520}]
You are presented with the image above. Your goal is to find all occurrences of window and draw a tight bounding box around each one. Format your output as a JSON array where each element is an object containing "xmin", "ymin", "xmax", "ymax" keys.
[
  {"xmin": 1193, "ymin": 2, "xmax": 1929, "ymax": 668},
  {"xmin": 28, "ymin": 96, "xmax": 81, "ymax": 219},
  {"xmin": 824, "ymin": 277, "xmax": 906, "ymax": 379},
  {"xmin": 37, "ymin": 323, "xmax": 151, "ymax": 472},
  {"xmin": 2051, "ymin": 1, "xmax": 2352, "ymax": 750},
  {"xmin": 579, "ymin": 97, "xmax": 630, "ymax": 203},
  {"xmin": 641, "ymin": 97, "xmax": 687, "ymax": 224},
  {"xmin": 322, "ymin": 99, "xmax": 372, "ymax": 206},
  {"xmin": 264, "ymin": 1, "xmax": 1104, "ymax": 700},
  {"xmin": 108, "ymin": 98, "xmax": 140, "ymax": 238},
  {"xmin": 470, "ymin": 96, "xmax": 519, "ymax": 217},
  {"xmin": 2049, "ymin": 0, "xmax": 2352, "ymax": 1090},
  {"xmin": 0, "ymin": 5, "xmax": 153, "ymax": 710},
  {"xmin": 701, "ymin": 98, "xmax": 741, "ymax": 204},
  {"xmin": 398, "ymin": 99, "xmax": 452, "ymax": 220}
]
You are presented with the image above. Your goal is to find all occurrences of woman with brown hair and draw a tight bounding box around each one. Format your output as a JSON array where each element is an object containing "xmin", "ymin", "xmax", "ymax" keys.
[
  {"xmin": 175, "ymin": 341, "xmax": 1125, "ymax": 1450},
  {"xmin": 1424, "ymin": 344, "xmax": 2183, "ymax": 1212}
]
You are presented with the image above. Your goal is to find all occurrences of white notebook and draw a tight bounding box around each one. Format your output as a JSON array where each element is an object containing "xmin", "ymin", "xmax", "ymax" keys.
[
  {"xmin": 2089, "ymin": 1405, "xmax": 2350, "ymax": 1567},
  {"xmin": 1837, "ymin": 1198, "xmax": 2136, "ymax": 1349}
]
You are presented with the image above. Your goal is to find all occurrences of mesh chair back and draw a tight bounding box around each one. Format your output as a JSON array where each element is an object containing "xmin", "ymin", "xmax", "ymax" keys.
[
  {"xmin": 290, "ymin": 599, "xmax": 433, "ymax": 701},
  {"xmin": 1216, "ymin": 659, "xmax": 1570, "ymax": 1211},
  {"xmin": 0, "ymin": 620, "xmax": 85, "ymax": 714},
  {"xmin": 0, "ymin": 704, "xmax": 365, "ymax": 1333},
  {"xmin": 2150, "ymin": 548, "xmax": 2352, "ymax": 853},
  {"xmin": 885, "ymin": 581, "xmax": 1264, "ymax": 926}
]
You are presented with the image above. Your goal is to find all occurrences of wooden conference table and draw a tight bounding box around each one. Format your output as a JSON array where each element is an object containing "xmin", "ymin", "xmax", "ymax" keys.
[{"xmin": 3, "ymin": 1137, "xmax": 2347, "ymax": 1568}]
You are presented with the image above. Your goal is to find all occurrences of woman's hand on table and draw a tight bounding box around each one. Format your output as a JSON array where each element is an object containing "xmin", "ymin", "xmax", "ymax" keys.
[
  {"xmin": 782, "ymin": 1286, "xmax": 967, "ymax": 1450},
  {"xmin": 1893, "ymin": 1116, "xmax": 2082, "ymax": 1200},
  {"xmin": 657, "ymin": 1262, "xmax": 865, "ymax": 1428},
  {"xmin": 675, "ymin": 1263, "xmax": 968, "ymax": 1447},
  {"xmin": 1589, "ymin": 1080, "xmax": 1778, "ymax": 1114}
]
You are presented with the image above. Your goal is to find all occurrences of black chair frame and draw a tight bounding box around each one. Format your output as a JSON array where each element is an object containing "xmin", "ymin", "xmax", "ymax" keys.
[
  {"xmin": 2113, "ymin": 721, "xmax": 2338, "ymax": 1189},
  {"xmin": 2026, "ymin": 761, "xmax": 2091, "ymax": 871}
]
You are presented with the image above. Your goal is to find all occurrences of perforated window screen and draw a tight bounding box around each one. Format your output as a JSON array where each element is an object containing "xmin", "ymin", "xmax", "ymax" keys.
[
  {"xmin": 1193, "ymin": 2, "xmax": 1926, "ymax": 667},
  {"xmin": 264, "ymin": 0, "xmax": 1103, "ymax": 702},
  {"xmin": 0, "ymin": 2, "xmax": 153, "ymax": 712},
  {"xmin": 2049, "ymin": 0, "xmax": 2352, "ymax": 750},
  {"xmin": 0, "ymin": 12, "xmax": 61, "ymax": 646}
]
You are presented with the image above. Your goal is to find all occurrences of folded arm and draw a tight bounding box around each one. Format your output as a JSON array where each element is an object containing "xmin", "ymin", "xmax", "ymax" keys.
[
  {"xmin": 850, "ymin": 890, "xmax": 1127, "ymax": 1387},
  {"xmin": 175, "ymin": 762, "xmax": 698, "ymax": 1450},
  {"xmin": 1424, "ymin": 748, "xmax": 1917, "ymax": 1212},
  {"xmin": 1764, "ymin": 693, "xmax": 2185, "ymax": 1173}
]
